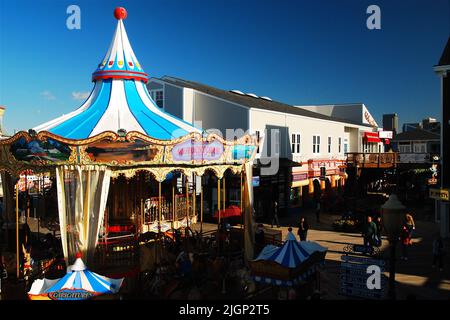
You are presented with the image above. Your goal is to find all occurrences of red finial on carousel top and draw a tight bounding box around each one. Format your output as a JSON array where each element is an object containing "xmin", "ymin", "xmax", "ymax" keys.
[
  {"xmin": 114, "ymin": 7, "xmax": 127, "ymax": 20},
  {"xmin": 75, "ymin": 252, "xmax": 82, "ymax": 259}
]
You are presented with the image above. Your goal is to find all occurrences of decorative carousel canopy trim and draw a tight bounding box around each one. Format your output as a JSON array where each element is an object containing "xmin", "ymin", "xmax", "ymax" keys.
[{"xmin": 109, "ymin": 164, "xmax": 244, "ymax": 181}]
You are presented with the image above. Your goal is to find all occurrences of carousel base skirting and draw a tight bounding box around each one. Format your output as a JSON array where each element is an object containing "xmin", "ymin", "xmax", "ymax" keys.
[
  {"xmin": 252, "ymin": 263, "xmax": 323, "ymax": 287},
  {"xmin": 143, "ymin": 215, "xmax": 198, "ymax": 233}
]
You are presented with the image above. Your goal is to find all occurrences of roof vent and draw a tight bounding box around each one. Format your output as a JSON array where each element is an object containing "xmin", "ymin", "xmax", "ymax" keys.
[
  {"xmin": 260, "ymin": 96, "xmax": 272, "ymax": 101},
  {"xmin": 230, "ymin": 90, "xmax": 244, "ymax": 95},
  {"xmin": 246, "ymin": 93, "xmax": 258, "ymax": 98}
]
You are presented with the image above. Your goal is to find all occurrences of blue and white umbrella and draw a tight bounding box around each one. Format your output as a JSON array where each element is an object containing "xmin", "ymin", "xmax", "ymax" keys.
[
  {"xmin": 28, "ymin": 258, "xmax": 124, "ymax": 300},
  {"xmin": 255, "ymin": 232, "xmax": 327, "ymax": 268},
  {"xmin": 251, "ymin": 232, "xmax": 327, "ymax": 286}
]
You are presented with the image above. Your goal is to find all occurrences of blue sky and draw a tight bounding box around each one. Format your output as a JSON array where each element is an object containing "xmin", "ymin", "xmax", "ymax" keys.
[{"xmin": 0, "ymin": 0, "xmax": 449, "ymax": 134}]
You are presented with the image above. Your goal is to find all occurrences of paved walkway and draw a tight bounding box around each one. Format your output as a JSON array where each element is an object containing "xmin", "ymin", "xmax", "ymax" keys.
[
  {"xmin": 258, "ymin": 208, "xmax": 450, "ymax": 300},
  {"xmin": 194, "ymin": 206, "xmax": 450, "ymax": 300}
]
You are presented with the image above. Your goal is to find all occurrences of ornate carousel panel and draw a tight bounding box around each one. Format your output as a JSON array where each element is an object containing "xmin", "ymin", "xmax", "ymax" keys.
[
  {"xmin": 10, "ymin": 137, "xmax": 71, "ymax": 163},
  {"xmin": 84, "ymin": 139, "xmax": 161, "ymax": 164}
]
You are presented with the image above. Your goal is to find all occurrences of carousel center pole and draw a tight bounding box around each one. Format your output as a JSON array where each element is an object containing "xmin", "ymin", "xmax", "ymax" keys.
[
  {"xmin": 223, "ymin": 175, "xmax": 226, "ymax": 212},
  {"xmin": 240, "ymin": 171, "xmax": 244, "ymax": 229},
  {"xmin": 158, "ymin": 182, "xmax": 162, "ymax": 233},
  {"xmin": 192, "ymin": 173, "xmax": 196, "ymax": 231},
  {"xmin": 185, "ymin": 174, "xmax": 189, "ymax": 233},
  {"xmin": 172, "ymin": 183, "xmax": 175, "ymax": 232},
  {"xmin": 200, "ymin": 182, "xmax": 203, "ymax": 236},
  {"xmin": 16, "ymin": 182, "xmax": 20, "ymax": 279},
  {"xmin": 217, "ymin": 177, "xmax": 221, "ymax": 226}
]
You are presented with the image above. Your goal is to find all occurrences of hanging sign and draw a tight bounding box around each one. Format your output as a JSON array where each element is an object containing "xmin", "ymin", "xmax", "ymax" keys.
[
  {"xmin": 231, "ymin": 145, "xmax": 255, "ymax": 160},
  {"xmin": 172, "ymin": 140, "xmax": 224, "ymax": 162},
  {"xmin": 48, "ymin": 289, "xmax": 95, "ymax": 300},
  {"xmin": 429, "ymin": 188, "xmax": 449, "ymax": 201}
]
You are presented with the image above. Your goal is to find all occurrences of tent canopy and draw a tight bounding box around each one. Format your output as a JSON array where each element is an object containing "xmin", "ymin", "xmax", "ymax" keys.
[
  {"xmin": 28, "ymin": 258, "xmax": 124, "ymax": 300},
  {"xmin": 33, "ymin": 9, "xmax": 201, "ymax": 141},
  {"xmin": 254, "ymin": 232, "xmax": 327, "ymax": 268}
]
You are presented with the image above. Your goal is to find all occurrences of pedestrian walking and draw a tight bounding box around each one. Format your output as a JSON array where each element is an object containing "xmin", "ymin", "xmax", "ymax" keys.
[
  {"xmin": 315, "ymin": 200, "xmax": 321, "ymax": 224},
  {"xmin": 362, "ymin": 216, "xmax": 377, "ymax": 247},
  {"xmin": 0, "ymin": 250, "xmax": 7, "ymax": 294},
  {"xmin": 297, "ymin": 217, "xmax": 309, "ymax": 241},
  {"xmin": 374, "ymin": 216, "xmax": 383, "ymax": 247},
  {"xmin": 255, "ymin": 224, "xmax": 265, "ymax": 255},
  {"xmin": 400, "ymin": 225, "xmax": 411, "ymax": 260},
  {"xmin": 271, "ymin": 201, "xmax": 280, "ymax": 228},
  {"xmin": 432, "ymin": 235, "xmax": 445, "ymax": 271},
  {"xmin": 405, "ymin": 213, "xmax": 416, "ymax": 239}
]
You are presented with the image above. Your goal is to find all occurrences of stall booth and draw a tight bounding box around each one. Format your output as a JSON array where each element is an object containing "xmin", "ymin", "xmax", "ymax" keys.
[
  {"xmin": 249, "ymin": 232, "xmax": 327, "ymax": 299},
  {"xmin": 0, "ymin": 8, "xmax": 258, "ymax": 289}
]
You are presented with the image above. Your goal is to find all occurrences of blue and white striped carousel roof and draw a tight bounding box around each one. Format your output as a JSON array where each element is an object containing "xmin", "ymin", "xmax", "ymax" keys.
[
  {"xmin": 28, "ymin": 258, "xmax": 123, "ymax": 299},
  {"xmin": 254, "ymin": 232, "xmax": 327, "ymax": 268},
  {"xmin": 33, "ymin": 7, "xmax": 202, "ymax": 140}
]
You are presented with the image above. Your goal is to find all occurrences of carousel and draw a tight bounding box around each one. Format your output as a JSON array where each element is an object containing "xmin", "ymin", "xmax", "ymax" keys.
[{"xmin": 0, "ymin": 7, "xmax": 258, "ymax": 298}]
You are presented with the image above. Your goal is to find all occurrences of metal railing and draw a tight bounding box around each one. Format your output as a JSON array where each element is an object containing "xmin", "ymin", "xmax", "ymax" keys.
[{"xmin": 345, "ymin": 152, "xmax": 397, "ymax": 167}]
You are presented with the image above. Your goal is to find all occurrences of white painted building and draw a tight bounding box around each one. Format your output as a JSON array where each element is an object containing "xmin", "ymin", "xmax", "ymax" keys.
[{"xmin": 147, "ymin": 76, "xmax": 385, "ymax": 215}]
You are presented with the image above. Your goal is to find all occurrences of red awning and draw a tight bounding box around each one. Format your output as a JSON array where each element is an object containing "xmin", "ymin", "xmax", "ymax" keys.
[
  {"xmin": 364, "ymin": 132, "xmax": 381, "ymax": 143},
  {"xmin": 214, "ymin": 205, "xmax": 242, "ymax": 219}
]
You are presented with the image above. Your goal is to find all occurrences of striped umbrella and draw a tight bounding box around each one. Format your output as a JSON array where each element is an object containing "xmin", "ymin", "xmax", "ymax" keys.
[
  {"xmin": 251, "ymin": 232, "xmax": 327, "ymax": 286},
  {"xmin": 255, "ymin": 232, "xmax": 327, "ymax": 268},
  {"xmin": 28, "ymin": 258, "xmax": 124, "ymax": 300}
]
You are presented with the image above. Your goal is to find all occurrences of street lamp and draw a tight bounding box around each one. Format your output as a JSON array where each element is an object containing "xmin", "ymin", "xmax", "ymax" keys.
[{"xmin": 381, "ymin": 194, "xmax": 406, "ymax": 300}]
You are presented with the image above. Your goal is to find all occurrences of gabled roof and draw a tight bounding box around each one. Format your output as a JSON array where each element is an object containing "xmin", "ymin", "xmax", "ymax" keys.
[
  {"xmin": 153, "ymin": 76, "xmax": 374, "ymax": 128},
  {"xmin": 393, "ymin": 129, "xmax": 440, "ymax": 142},
  {"xmin": 438, "ymin": 37, "xmax": 450, "ymax": 66}
]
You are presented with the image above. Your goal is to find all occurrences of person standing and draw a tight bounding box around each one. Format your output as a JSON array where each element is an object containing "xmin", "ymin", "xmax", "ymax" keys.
[
  {"xmin": 362, "ymin": 216, "xmax": 377, "ymax": 247},
  {"xmin": 400, "ymin": 225, "xmax": 411, "ymax": 261},
  {"xmin": 405, "ymin": 213, "xmax": 416, "ymax": 239},
  {"xmin": 254, "ymin": 224, "xmax": 266, "ymax": 255},
  {"xmin": 297, "ymin": 217, "xmax": 309, "ymax": 241},
  {"xmin": 315, "ymin": 200, "xmax": 321, "ymax": 224},
  {"xmin": 271, "ymin": 201, "xmax": 280, "ymax": 228},
  {"xmin": 374, "ymin": 216, "xmax": 383, "ymax": 247},
  {"xmin": 432, "ymin": 235, "xmax": 445, "ymax": 271}
]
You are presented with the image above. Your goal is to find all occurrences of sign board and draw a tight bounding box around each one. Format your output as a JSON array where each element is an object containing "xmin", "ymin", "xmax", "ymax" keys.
[
  {"xmin": 340, "ymin": 254, "xmax": 386, "ymax": 300},
  {"xmin": 252, "ymin": 176, "xmax": 260, "ymax": 187},
  {"xmin": 172, "ymin": 140, "xmax": 224, "ymax": 162},
  {"xmin": 429, "ymin": 188, "xmax": 449, "ymax": 201},
  {"xmin": 397, "ymin": 153, "xmax": 429, "ymax": 163},
  {"xmin": 378, "ymin": 131, "xmax": 393, "ymax": 139}
]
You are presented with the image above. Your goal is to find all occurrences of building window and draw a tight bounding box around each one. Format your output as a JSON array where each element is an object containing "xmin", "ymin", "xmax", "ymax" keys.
[
  {"xmin": 151, "ymin": 90, "xmax": 164, "ymax": 108},
  {"xmin": 413, "ymin": 142, "xmax": 426, "ymax": 153},
  {"xmin": 328, "ymin": 136, "xmax": 332, "ymax": 153},
  {"xmin": 313, "ymin": 135, "xmax": 320, "ymax": 154},
  {"xmin": 398, "ymin": 142, "xmax": 411, "ymax": 153},
  {"xmin": 338, "ymin": 137, "xmax": 342, "ymax": 153},
  {"xmin": 291, "ymin": 133, "xmax": 301, "ymax": 154},
  {"xmin": 275, "ymin": 131, "xmax": 280, "ymax": 154},
  {"xmin": 256, "ymin": 130, "xmax": 261, "ymax": 154},
  {"xmin": 344, "ymin": 138, "xmax": 348, "ymax": 154}
]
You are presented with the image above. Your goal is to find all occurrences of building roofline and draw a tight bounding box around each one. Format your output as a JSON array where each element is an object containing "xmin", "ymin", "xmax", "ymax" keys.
[{"xmin": 150, "ymin": 76, "xmax": 375, "ymax": 128}]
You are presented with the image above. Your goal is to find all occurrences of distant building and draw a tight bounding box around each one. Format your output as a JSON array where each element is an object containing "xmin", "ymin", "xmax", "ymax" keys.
[
  {"xmin": 0, "ymin": 106, "xmax": 5, "ymax": 137},
  {"xmin": 392, "ymin": 129, "xmax": 440, "ymax": 163},
  {"xmin": 147, "ymin": 76, "xmax": 384, "ymax": 217},
  {"xmin": 383, "ymin": 113, "xmax": 398, "ymax": 135},
  {"xmin": 434, "ymin": 37, "xmax": 450, "ymax": 238},
  {"xmin": 402, "ymin": 122, "xmax": 421, "ymax": 132},
  {"xmin": 422, "ymin": 117, "xmax": 441, "ymax": 134}
]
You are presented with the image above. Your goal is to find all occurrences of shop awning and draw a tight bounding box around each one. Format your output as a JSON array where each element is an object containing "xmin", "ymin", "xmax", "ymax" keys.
[{"xmin": 364, "ymin": 132, "xmax": 381, "ymax": 143}]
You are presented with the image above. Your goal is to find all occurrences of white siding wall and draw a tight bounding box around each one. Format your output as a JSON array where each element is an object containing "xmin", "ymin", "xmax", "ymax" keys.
[{"xmin": 250, "ymin": 108, "xmax": 354, "ymax": 162}]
